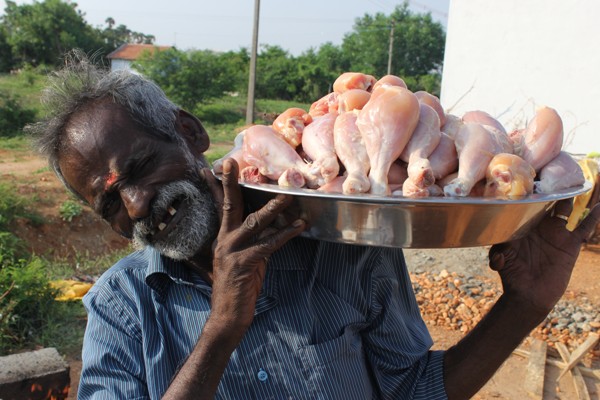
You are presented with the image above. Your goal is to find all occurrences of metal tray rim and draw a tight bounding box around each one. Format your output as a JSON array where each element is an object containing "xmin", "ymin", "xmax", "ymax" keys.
[{"xmin": 216, "ymin": 173, "xmax": 592, "ymax": 206}]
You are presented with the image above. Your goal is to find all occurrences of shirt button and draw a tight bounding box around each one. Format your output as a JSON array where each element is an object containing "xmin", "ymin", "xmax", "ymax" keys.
[{"xmin": 257, "ymin": 368, "xmax": 268, "ymax": 382}]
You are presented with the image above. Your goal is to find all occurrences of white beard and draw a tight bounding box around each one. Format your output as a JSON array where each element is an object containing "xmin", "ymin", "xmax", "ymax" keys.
[{"xmin": 131, "ymin": 179, "xmax": 218, "ymax": 260}]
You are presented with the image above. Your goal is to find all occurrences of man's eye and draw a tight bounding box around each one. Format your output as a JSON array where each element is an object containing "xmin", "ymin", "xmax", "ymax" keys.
[
  {"xmin": 102, "ymin": 195, "xmax": 120, "ymax": 218},
  {"xmin": 127, "ymin": 156, "xmax": 155, "ymax": 181}
]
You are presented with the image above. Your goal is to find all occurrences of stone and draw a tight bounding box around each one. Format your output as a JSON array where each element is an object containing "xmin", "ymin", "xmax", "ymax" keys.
[{"xmin": 0, "ymin": 348, "xmax": 70, "ymax": 400}]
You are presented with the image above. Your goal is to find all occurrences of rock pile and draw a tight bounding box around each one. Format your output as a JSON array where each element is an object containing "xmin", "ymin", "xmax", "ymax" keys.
[
  {"xmin": 410, "ymin": 269, "xmax": 600, "ymax": 360},
  {"xmin": 411, "ymin": 270, "xmax": 499, "ymax": 334},
  {"xmin": 535, "ymin": 293, "xmax": 600, "ymax": 358}
]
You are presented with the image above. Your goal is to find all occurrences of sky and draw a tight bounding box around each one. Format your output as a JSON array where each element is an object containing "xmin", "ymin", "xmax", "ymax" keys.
[{"xmin": 0, "ymin": 0, "xmax": 449, "ymax": 55}]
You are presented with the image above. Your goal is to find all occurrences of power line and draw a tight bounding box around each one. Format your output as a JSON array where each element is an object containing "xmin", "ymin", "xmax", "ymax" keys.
[{"xmin": 407, "ymin": 0, "xmax": 448, "ymax": 18}]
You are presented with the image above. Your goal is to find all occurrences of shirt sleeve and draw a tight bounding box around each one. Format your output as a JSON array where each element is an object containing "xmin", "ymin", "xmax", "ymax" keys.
[
  {"xmin": 78, "ymin": 279, "xmax": 150, "ymax": 400},
  {"xmin": 363, "ymin": 247, "xmax": 448, "ymax": 399}
]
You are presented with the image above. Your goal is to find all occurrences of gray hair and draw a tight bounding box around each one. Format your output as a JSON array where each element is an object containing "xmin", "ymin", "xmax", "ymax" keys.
[{"xmin": 26, "ymin": 49, "xmax": 182, "ymax": 197}]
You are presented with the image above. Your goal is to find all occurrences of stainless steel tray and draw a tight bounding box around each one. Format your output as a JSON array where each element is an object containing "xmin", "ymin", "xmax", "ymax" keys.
[{"xmin": 228, "ymin": 177, "xmax": 592, "ymax": 249}]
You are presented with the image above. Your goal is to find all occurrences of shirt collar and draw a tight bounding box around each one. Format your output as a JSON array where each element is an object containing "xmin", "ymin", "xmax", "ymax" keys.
[
  {"xmin": 144, "ymin": 236, "xmax": 316, "ymax": 282},
  {"xmin": 144, "ymin": 247, "xmax": 208, "ymax": 298},
  {"xmin": 142, "ymin": 243, "xmax": 308, "ymax": 313}
]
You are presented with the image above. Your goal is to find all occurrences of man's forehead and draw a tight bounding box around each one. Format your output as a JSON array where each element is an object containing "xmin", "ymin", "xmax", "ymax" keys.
[
  {"xmin": 64, "ymin": 115, "xmax": 97, "ymax": 151},
  {"xmin": 63, "ymin": 101, "xmax": 125, "ymax": 152}
]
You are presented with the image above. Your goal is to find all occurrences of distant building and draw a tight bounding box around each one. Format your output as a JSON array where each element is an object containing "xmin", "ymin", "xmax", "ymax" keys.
[{"xmin": 107, "ymin": 44, "xmax": 172, "ymax": 71}]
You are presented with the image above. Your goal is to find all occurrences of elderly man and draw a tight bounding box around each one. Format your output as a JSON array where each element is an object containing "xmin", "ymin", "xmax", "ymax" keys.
[{"xmin": 28, "ymin": 52, "xmax": 600, "ymax": 400}]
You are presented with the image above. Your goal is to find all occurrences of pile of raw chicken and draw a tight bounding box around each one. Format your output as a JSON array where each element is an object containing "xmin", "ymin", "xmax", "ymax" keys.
[{"xmin": 213, "ymin": 72, "xmax": 585, "ymax": 198}]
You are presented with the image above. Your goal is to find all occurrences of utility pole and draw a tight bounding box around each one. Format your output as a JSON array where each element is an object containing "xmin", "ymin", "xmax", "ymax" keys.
[
  {"xmin": 387, "ymin": 20, "xmax": 395, "ymax": 75},
  {"xmin": 246, "ymin": 0, "xmax": 260, "ymax": 125}
]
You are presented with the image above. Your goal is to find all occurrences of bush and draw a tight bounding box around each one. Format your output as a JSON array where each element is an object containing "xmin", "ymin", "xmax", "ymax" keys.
[
  {"xmin": 0, "ymin": 182, "xmax": 39, "ymax": 267},
  {"xmin": 193, "ymin": 102, "xmax": 244, "ymax": 125},
  {"xmin": 0, "ymin": 183, "xmax": 29, "ymax": 230},
  {"xmin": 0, "ymin": 258, "xmax": 59, "ymax": 354},
  {"xmin": 59, "ymin": 200, "xmax": 83, "ymax": 222},
  {"xmin": 0, "ymin": 90, "xmax": 36, "ymax": 137},
  {"xmin": 0, "ymin": 232, "xmax": 25, "ymax": 268}
]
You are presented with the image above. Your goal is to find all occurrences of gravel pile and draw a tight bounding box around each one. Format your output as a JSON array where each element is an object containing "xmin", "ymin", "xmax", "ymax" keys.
[
  {"xmin": 410, "ymin": 269, "xmax": 600, "ymax": 359},
  {"xmin": 410, "ymin": 269, "xmax": 499, "ymax": 334}
]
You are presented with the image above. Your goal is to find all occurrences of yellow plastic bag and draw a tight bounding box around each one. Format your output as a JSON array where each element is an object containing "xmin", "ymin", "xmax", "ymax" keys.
[
  {"xmin": 50, "ymin": 279, "xmax": 93, "ymax": 301},
  {"xmin": 567, "ymin": 158, "xmax": 598, "ymax": 231}
]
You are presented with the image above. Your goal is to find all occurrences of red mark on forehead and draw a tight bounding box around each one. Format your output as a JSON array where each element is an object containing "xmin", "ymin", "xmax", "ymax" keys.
[{"xmin": 104, "ymin": 171, "xmax": 118, "ymax": 190}]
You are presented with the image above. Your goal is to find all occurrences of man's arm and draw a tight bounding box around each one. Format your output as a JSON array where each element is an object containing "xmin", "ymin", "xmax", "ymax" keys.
[
  {"xmin": 162, "ymin": 159, "xmax": 305, "ymax": 399},
  {"xmin": 443, "ymin": 200, "xmax": 600, "ymax": 399}
]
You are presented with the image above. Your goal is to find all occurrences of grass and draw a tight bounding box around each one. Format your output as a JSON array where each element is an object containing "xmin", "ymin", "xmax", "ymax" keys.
[
  {"xmin": 0, "ymin": 71, "xmax": 45, "ymax": 114},
  {"xmin": 38, "ymin": 300, "xmax": 87, "ymax": 357},
  {"xmin": 0, "ymin": 181, "xmax": 39, "ymax": 230},
  {"xmin": 46, "ymin": 246, "xmax": 134, "ymax": 280},
  {"xmin": 0, "ymin": 135, "xmax": 30, "ymax": 152}
]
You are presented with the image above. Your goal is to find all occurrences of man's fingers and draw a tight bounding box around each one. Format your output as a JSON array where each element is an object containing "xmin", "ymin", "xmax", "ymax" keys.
[
  {"xmin": 489, "ymin": 243, "xmax": 507, "ymax": 271},
  {"xmin": 574, "ymin": 203, "xmax": 600, "ymax": 241},
  {"xmin": 201, "ymin": 167, "xmax": 224, "ymax": 222},
  {"xmin": 240, "ymin": 194, "xmax": 293, "ymax": 240},
  {"xmin": 552, "ymin": 198, "xmax": 574, "ymax": 220},
  {"xmin": 252, "ymin": 218, "xmax": 306, "ymax": 259},
  {"xmin": 489, "ymin": 241, "xmax": 520, "ymax": 272},
  {"xmin": 220, "ymin": 158, "xmax": 244, "ymax": 232}
]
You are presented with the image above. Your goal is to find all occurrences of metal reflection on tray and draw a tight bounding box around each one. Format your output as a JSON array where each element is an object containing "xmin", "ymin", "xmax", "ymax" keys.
[{"xmin": 219, "ymin": 174, "xmax": 591, "ymax": 249}]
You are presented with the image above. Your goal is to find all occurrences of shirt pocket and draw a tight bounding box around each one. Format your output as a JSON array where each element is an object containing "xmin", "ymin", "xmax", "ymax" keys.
[{"xmin": 299, "ymin": 325, "xmax": 374, "ymax": 399}]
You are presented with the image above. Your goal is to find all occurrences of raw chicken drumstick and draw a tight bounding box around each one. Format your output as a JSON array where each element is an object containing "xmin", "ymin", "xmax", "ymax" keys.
[
  {"xmin": 399, "ymin": 103, "xmax": 442, "ymax": 195},
  {"xmin": 484, "ymin": 153, "xmax": 536, "ymax": 198},
  {"xmin": 213, "ymin": 130, "xmax": 248, "ymax": 174},
  {"xmin": 356, "ymin": 86, "xmax": 420, "ymax": 196},
  {"xmin": 440, "ymin": 114, "xmax": 464, "ymax": 140},
  {"xmin": 242, "ymin": 125, "xmax": 321, "ymax": 188},
  {"xmin": 309, "ymin": 92, "xmax": 338, "ymax": 118},
  {"xmin": 334, "ymin": 110, "xmax": 371, "ymax": 194},
  {"xmin": 512, "ymin": 106, "xmax": 564, "ymax": 172},
  {"xmin": 337, "ymin": 89, "xmax": 371, "ymax": 113},
  {"xmin": 462, "ymin": 110, "xmax": 506, "ymax": 134},
  {"xmin": 535, "ymin": 151, "xmax": 585, "ymax": 194},
  {"xmin": 301, "ymin": 113, "xmax": 340, "ymax": 184},
  {"xmin": 444, "ymin": 123, "xmax": 511, "ymax": 197},
  {"xmin": 272, "ymin": 107, "xmax": 313, "ymax": 148},
  {"xmin": 372, "ymin": 74, "xmax": 408, "ymax": 91},
  {"xmin": 414, "ymin": 90, "xmax": 446, "ymax": 127},
  {"xmin": 429, "ymin": 132, "xmax": 458, "ymax": 181},
  {"xmin": 333, "ymin": 72, "xmax": 377, "ymax": 94}
]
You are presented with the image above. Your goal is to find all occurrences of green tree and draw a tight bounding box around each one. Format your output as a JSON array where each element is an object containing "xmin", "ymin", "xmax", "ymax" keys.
[
  {"xmin": 134, "ymin": 48, "xmax": 240, "ymax": 111},
  {"xmin": 218, "ymin": 48, "xmax": 249, "ymax": 96},
  {"xmin": 0, "ymin": 25, "xmax": 13, "ymax": 72},
  {"xmin": 295, "ymin": 43, "xmax": 350, "ymax": 102},
  {"xmin": 0, "ymin": 90, "xmax": 36, "ymax": 137},
  {"xmin": 254, "ymin": 45, "xmax": 297, "ymax": 100},
  {"xmin": 1, "ymin": 0, "xmax": 104, "ymax": 67},
  {"xmin": 341, "ymin": 2, "xmax": 445, "ymax": 93},
  {"xmin": 100, "ymin": 16, "xmax": 155, "ymax": 50}
]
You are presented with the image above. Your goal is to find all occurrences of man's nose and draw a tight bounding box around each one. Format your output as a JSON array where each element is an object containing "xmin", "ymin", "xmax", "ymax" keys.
[{"xmin": 120, "ymin": 186, "xmax": 154, "ymax": 221}]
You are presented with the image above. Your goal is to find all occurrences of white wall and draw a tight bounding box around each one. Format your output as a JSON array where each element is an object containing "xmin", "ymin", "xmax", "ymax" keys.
[
  {"xmin": 110, "ymin": 59, "xmax": 133, "ymax": 72},
  {"xmin": 440, "ymin": 0, "xmax": 600, "ymax": 155}
]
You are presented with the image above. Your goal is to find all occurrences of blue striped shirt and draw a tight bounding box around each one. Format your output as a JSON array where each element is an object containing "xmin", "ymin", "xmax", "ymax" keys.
[{"xmin": 78, "ymin": 237, "xmax": 447, "ymax": 399}]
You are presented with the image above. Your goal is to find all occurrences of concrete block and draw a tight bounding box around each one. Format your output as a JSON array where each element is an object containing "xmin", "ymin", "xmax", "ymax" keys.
[{"xmin": 0, "ymin": 347, "xmax": 70, "ymax": 400}]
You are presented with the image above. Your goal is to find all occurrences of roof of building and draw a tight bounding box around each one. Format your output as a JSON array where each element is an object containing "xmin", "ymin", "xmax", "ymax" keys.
[{"xmin": 107, "ymin": 44, "xmax": 172, "ymax": 60}]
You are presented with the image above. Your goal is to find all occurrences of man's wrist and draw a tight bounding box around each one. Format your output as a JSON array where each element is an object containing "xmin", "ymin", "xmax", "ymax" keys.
[
  {"xmin": 204, "ymin": 313, "xmax": 250, "ymax": 348},
  {"xmin": 496, "ymin": 292, "xmax": 551, "ymax": 330}
]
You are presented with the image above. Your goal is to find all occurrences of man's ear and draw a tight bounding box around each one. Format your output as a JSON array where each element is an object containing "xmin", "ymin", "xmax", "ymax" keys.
[{"xmin": 175, "ymin": 109, "xmax": 210, "ymax": 154}]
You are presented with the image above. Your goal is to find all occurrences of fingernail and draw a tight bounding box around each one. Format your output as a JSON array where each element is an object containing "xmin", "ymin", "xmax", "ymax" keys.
[
  {"xmin": 293, "ymin": 219, "xmax": 304, "ymax": 228},
  {"xmin": 223, "ymin": 160, "xmax": 231, "ymax": 174}
]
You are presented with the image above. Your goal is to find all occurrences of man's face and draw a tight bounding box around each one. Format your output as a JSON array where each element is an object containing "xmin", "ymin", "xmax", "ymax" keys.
[{"xmin": 58, "ymin": 101, "xmax": 219, "ymax": 260}]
